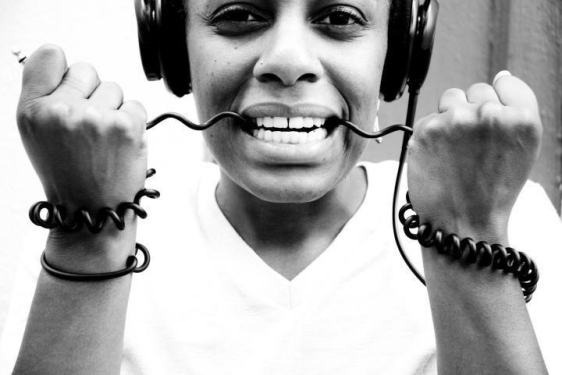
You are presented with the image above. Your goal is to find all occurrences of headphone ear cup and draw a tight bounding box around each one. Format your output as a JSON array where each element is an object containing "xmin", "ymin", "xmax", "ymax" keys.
[
  {"xmin": 135, "ymin": 0, "xmax": 162, "ymax": 81},
  {"xmin": 156, "ymin": 0, "xmax": 191, "ymax": 96},
  {"xmin": 380, "ymin": 0, "xmax": 417, "ymax": 102},
  {"xmin": 135, "ymin": 0, "xmax": 191, "ymax": 97},
  {"xmin": 408, "ymin": 0, "xmax": 439, "ymax": 91}
]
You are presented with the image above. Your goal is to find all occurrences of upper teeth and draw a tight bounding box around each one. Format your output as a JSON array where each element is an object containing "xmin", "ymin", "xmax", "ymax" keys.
[{"xmin": 255, "ymin": 117, "xmax": 325, "ymax": 129}]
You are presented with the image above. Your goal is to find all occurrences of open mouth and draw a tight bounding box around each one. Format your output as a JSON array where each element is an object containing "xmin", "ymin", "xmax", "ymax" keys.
[{"xmin": 242, "ymin": 117, "xmax": 337, "ymax": 144}]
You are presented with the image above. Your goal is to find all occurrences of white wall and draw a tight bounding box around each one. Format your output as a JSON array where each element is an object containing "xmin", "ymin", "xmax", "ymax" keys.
[{"xmin": 0, "ymin": 0, "xmax": 204, "ymax": 337}]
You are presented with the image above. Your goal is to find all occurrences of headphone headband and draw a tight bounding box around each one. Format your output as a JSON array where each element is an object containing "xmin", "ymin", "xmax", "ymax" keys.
[{"xmin": 135, "ymin": 0, "xmax": 439, "ymax": 101}]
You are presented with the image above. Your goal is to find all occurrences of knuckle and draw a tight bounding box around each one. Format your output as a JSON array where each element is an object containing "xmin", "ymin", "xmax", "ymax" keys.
[
  {"xmin": 123, "ymin": 100, "xmax": 148, "ymax": 122},
  {"xmin": 514, "ymin": 108, "xmax": 543, "ymax": 140},
  {"xmin": 476, "ymin": 101, "xmax": 502, "ymax": 126},
  {"xmin": 109, "ymin": 112, "xmax": 142, "ymax": 142},
  {"xmin": 444, "ymin": 105, "xmax": 471, "ymax": 128},
  {"xmin": 415, "ymin": 113, "xmax": 442, "ymax": 142},
  {"xmin": 44, "ymin": 101, "xmax": 73, "ymax": 125},
  {"xmin": 80, "ymin": 106, "xmax": 104, "ymax": 131}
]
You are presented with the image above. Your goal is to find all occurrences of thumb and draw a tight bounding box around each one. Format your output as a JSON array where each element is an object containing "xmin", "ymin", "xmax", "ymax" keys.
[{"xmin": 21, "ymin": 44, "xmax": 68, "ymax": 102}]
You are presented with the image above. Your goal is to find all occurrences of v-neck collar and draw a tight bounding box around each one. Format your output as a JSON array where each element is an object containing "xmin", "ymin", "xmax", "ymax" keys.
[{"xmin": 196, "ymin": 162, "xmax": 385, "ymax": 310}]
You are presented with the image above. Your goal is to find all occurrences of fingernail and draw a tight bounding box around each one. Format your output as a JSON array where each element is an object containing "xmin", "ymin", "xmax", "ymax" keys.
[{"xmin": 493, "ymin": 70, "xmax": 511, "ymax": 85}]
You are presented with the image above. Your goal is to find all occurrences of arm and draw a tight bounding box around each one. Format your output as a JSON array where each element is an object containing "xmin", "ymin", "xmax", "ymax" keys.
[
  {"xmin": 14, "ymin": 232, "xmax": 135, "ymax": 375},
  {"xmin": 12, "ymin": 44, "xmax": 147, "ymax": 375},
  {"xmin": 407, "ymin": 72, "xmax": 548, "ymax": 374}
]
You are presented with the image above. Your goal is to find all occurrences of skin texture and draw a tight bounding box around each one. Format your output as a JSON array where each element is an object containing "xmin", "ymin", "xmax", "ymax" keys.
[
  {"xmin": 11, "ymin": 0, "xmax": 548, "ymax": 374},
  {"xmin": 188, "ymin": 0, "xmax": 387, "ymax": 279}
]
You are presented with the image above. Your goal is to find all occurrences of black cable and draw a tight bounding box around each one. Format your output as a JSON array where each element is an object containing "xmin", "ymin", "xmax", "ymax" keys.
[{"xmin": 391, "ymin": 89, "xmax": 426, "ymax": 285}]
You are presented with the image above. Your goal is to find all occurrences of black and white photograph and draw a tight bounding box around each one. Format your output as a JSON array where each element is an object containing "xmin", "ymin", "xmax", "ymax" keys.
[{"xmin": 0, "ymin": 0, "xmax": 561, "ymax": 374}]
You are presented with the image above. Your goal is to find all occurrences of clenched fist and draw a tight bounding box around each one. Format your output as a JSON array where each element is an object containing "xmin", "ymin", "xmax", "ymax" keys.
[
  {"xmin": 17, "ymin": 45, "xmax": 148, "ymax": 214},
  {"xmin": 407, "ymin": 71, "xmax": 542, "ymax": 243}
]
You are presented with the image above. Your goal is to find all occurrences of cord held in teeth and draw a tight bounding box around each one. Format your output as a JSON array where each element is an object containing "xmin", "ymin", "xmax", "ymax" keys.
[
  {"xmin": 325, "ymin": 117, "xmax": 413, "ymax": 139},
  {"xmin": 146, "ymin": 111, "xmax": 251, "ymax": 131},
  {"xmin": 145, "ymin": 112, "xmax": 413, "ymax": 140}
]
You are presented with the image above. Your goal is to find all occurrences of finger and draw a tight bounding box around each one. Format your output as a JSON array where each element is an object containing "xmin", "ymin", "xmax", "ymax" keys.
[
  {"xmin": 89, "ymin": 82, "xmax": 124, "ymax": 110},
  {"xmin": 493, "ymin": 71, "xmax": 539, "ymax": 112},
  {"xmin": 55, "ymin": 62, "xmax": 101, "ymax": 99},
  {"xmin": 119, "ymin": 100, "xmax": 148, "ymax": 125},
  {"xmin": 438, "ymin": 88, "xmax": 467, "ymax": 113},
  {"xmin": 117, "ymin": 100, "xmax": 148, "ymax": 146},
  {"xmin": 465, "ymin": 82, "xmax": 500, "ymax": 104},
  {"xmin": 21, "ymin": 44, "xmax": 68, "ymax": 102}
]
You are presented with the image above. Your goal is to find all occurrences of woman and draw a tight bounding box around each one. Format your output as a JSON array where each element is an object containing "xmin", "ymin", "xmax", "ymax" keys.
[{"xmin": 4, "ymin": 0, "xmax": 559, "ymax": 373}]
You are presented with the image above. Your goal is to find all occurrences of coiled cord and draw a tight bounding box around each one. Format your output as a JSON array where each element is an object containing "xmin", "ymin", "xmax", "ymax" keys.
[
  {"xmin": 398, "ymin": 193, "xmax": 539, "ymax": 302},
  {"xmin": 29, "ymin": 169, "xmax": 160, "ymax": 233}
]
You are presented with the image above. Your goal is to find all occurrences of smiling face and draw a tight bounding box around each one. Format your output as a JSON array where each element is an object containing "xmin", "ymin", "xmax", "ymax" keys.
[{"xmin": 187, "ymin": 0, "xmax": 389, "ymax": 203}]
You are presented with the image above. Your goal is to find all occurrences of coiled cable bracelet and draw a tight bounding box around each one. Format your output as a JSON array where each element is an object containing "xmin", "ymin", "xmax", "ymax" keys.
[
  {"xmin": 30, "ymin": 169, "xmax": 160, "ymax": 281},
  {"xmin": 29, "ymin": 169, "xmax": 160, "ymax": 233},
  {"xmin": 40, "ymin": 243, "xmax": 150, "ymax": 281},
  {"xmin": 398, "ymin": 192, "xmax": 539, "ymax": 302}
]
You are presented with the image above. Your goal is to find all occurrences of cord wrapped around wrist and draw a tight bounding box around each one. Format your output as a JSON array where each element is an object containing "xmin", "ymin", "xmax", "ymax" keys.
[
  {"xmin": 40, "ymin": 242, "xmax": 150, "ymax": 281},
  {"xmin": 30, "ymin": 169, "xmax": 159, "ymax": 280},
  {"xmin": 29, "ymin": 169, "xmax": 160, "ymax": 233},
  {"xmin": 399, "ymin": 192, "xmax": 539, "ymax": 302}
]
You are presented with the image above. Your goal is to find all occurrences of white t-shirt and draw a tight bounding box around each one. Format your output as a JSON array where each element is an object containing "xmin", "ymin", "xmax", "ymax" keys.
[{"xmin": 1, "ymin": 161, "xmax": 561, "ymax": 374}]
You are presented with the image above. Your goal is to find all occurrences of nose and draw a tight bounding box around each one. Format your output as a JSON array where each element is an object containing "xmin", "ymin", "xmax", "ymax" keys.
[{"xmin": 253, "ymin": 19, "xmax": 324, "ymax": 86}]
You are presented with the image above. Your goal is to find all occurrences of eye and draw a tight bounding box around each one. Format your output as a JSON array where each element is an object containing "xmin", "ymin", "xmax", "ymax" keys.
[
  {"xmin": 312, "ymin": 5, "xmax": 368, "ymax": 40},
  {"xmin": 314, "ymin": 6, "xmax": 366, "ymax": 27},
  {"xmin": 207, "ymin": 4, "xmax": 268, "ymax": 36}
]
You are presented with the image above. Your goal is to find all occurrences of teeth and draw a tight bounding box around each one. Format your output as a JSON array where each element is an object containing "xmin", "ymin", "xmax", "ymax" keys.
[
  {"xmin": 253, "ymin": 128, "xmax": 327, "ymax": 144},
  {"xmin": 263, "ymin": 117, "xmax": 274, "ymax": 128},
  {"xmin": 273, "ymin": 117, "xmax": 286, "ymax": 129},
  {"xmin": 288, "ymin": 117, "xmax": 303, "ymax": 129},
  {"xmin": 256, "ymin": 117, "xmax": 326, "ymax": 129},
  {"xmin": 250, "ymin": 116, "xmax": 330, "ymax": 144},
  {"xmin": 313, "ymin": 118, "xmax": 324, "ymax": 127}
]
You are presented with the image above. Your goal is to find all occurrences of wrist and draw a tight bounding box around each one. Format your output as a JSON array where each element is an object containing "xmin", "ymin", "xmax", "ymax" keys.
[
  {"xmin": 44, "ymin": 213, "xmax": 138, "ymax": 274},
  {"xmin": 419, "ymin": 213, "xmax": 510, "ymax": 246}
]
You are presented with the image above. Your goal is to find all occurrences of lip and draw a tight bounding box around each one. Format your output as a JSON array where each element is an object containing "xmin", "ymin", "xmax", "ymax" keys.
[{"xmin": 240, "ymin": 103, "xmax": 344, "ymax": 120}]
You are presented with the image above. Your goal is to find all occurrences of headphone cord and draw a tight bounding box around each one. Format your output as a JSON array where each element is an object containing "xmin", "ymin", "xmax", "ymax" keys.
[{"xmin": 392, "ymin": 89, "xmax": 426, "ymax": 285}]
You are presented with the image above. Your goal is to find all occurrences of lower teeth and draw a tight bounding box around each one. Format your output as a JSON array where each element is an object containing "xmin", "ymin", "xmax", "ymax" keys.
[{"xmin": 251, "ymin": 128, "xmax": 328, "ymax": 144}]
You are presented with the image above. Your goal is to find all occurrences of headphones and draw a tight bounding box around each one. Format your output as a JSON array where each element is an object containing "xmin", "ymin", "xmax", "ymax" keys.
[{"xmin": 135, "ymin": 0, "xmax": 439, "ymax": 102}]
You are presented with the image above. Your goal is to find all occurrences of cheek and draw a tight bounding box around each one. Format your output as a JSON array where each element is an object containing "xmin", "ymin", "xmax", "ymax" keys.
[
  {"xmin": 323, "ymin": 40, "xmax": 386, "ymax": 129},
  {"xmin": 188, "ymin": 39, "xmax": 255, "ymax": 119}
]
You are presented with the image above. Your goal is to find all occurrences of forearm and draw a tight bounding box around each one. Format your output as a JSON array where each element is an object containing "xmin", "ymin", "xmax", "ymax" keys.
[
  {"xmin": 13, "ymin": 225, "xmax": 137, "ymax": 375},
  {"xmin": 422, "ymin": 228, "xmax": 547, "ymax": 374}
]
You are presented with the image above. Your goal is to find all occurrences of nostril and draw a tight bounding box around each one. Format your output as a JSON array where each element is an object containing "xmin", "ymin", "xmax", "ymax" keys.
[
  {"xmin": 258, "ymin": 73, "xmax": 283, "ymax": 83},
  {"xmin": 300, "ymin": 73, "xmax": 318, "ymax": 83}
]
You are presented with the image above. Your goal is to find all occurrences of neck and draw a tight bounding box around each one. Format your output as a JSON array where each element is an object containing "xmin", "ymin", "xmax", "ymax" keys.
[{"xmin": 216, "ymin": 166, "xmax": 368, "ymax": 280}]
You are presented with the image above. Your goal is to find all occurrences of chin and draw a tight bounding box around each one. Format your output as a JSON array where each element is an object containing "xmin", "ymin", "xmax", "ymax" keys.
[{"xmin": 236, "ymin": 168, "xmax": 343, "ymax": 204}]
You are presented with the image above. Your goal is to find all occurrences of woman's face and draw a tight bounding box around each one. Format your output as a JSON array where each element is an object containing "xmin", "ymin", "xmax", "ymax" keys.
[{"xmin": 187, "ymin": 0, "xmax": 389, "ymax": 203}]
